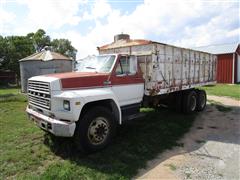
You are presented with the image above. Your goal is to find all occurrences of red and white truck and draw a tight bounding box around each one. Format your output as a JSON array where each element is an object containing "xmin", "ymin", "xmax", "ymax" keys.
[{"xmin": 26, "ymin": 35, "xmax": 217, "ymax": 152}]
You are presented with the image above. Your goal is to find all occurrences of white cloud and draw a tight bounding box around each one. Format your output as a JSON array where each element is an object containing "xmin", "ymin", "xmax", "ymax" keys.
[
  {"xmin": 226, "ymin": 28, "xmax": 240, "ymax": 38},
  {"xmin": 23, "ymin": 0, "xmax": 83, "ymax": 29},
  {"xmin": 0, "ymin": 7, "xmax": 16, "ymax": 34},
  {"xmin": 82, "ymin": 0, "xmax": 112, "ymax": 20},
  {"xmin": 63, "ymin": 0, "xmax": 239, "ymax": 58},
  {"xmin": 52, "ymin": 30, "xmax": 99, "ymax": 59}
]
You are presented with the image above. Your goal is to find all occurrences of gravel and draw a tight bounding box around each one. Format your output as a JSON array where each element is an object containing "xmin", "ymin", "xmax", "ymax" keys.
[{"xmin": 137, "ymin": 96, "xmax": 240, "ymax": 180}]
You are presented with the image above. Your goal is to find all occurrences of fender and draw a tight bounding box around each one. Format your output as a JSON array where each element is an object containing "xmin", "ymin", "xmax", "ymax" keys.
[{"xmin": 52, "ymin": 87, "xmax": 122, "ymax": 124}]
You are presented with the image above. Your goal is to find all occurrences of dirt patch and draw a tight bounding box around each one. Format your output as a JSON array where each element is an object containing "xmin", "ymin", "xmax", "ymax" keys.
[
  {"xmin": 136, "ymin": 96, "xmax": 240, "ymax": 180},
  {"xmin": 208, "ymin": 95, "xmax": 240, "ymax": 107}
]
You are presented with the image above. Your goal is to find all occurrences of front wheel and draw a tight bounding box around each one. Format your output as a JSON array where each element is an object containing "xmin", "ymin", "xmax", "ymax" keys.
[{"xmin": 74, "ymin": 106, "xmax": 116, "ymax": 153}]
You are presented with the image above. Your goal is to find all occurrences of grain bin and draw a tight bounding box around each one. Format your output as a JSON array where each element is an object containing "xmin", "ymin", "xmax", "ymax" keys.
[{"xmin": 19, "ymin": 48, "xmax": 73, "ymax": 93}]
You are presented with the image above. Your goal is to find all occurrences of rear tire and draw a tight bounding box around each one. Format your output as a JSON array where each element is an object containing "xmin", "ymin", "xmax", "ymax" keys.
[
  {"xmin": 182, "ymin": 90, "xmax": 197, "ymax": 114},
  {"xmin": 74, "ymin": 106, "xmax": 116, "ymax": 153},
  {"xmin": 196, "ymin": 90, "xmax": 207, "ymax": 111},
  {"xmin": 175, "ymin": 91, "xmax": 183, "ymax": 112}
]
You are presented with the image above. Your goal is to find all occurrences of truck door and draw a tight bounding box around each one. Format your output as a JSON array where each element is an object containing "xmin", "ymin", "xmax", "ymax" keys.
[{"xmin": 110, "ymin": 55, "xmax": 144, "ymax": 106}]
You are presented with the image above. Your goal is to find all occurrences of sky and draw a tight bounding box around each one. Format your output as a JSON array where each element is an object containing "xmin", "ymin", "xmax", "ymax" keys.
[{"xmin": 0, "ymin": 0, "xmax": 239, "ymax": 59}]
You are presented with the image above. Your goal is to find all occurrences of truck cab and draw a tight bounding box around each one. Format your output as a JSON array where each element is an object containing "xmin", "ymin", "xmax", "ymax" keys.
[{"xmin": 27, "ymin": 54, "xmax": 144, "ymax": 152}]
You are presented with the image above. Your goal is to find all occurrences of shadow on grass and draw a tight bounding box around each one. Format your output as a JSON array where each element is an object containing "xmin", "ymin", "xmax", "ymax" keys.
[{"xmin": 43, "ymin": 108, "xmax": 197, "ymax": 179}]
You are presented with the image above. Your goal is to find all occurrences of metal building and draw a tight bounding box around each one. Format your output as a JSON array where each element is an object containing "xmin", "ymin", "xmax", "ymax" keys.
[
  {"xmin": 19, "ymin": 48, "xmax": 73, "ymax": 92},
  {"xmin": 194, "ymin": 43, "xmax": 240, "ymax": 84}
]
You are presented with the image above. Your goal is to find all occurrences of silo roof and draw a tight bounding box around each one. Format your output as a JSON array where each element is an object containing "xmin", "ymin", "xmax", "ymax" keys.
[{"xmin": 19, "ymin": 50, "xmax": 72, "ymax": 61}]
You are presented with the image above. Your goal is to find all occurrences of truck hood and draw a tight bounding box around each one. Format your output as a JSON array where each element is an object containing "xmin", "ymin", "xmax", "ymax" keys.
[{"xmin": 45, "ymin": 72, "xmax": 110, "ymax": 89}]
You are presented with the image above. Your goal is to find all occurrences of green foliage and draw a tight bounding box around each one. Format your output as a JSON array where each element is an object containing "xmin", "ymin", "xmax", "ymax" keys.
[
  {"xmin": 51, "ymin": 39, "xmax": 77, "ymax": 60},
  {"xmin": 27, "ymin": 29, "xmax": 51, "ymax": 52},
  {"xmin": 2, "ymin": 36, "xmax": 35, "ymax": 75}
]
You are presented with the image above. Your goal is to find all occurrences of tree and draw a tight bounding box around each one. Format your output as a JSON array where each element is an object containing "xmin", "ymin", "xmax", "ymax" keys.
[
  {"xmin": 51, "ymin": 39, "xmax": 77, "ymax": 60},
  {"xmin": 2, "ymin": 36, "xmax": 34, "ymax": 74},
  {"xmin": 27, "ymin": 29, "xmax": 51, "ymax": 52},
  {"xmin": 0, "ymin": 36, "xmax": 7, "ymax": 67}
]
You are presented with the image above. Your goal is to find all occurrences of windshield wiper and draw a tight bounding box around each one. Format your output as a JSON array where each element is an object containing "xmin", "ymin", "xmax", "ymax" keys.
[{"xmin": 85, "ymin": 66, "xmax": 96, "ymax": 70}]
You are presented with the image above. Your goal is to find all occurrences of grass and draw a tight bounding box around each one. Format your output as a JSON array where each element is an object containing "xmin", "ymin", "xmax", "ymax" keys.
[
  {"xmin": 0, "ymin": 88, "xmax": 197, "ymax": 179},
  {"xmin": 200, "ymin": 84, "xmax": 240, "ymax": 100},
  {"xmin": 0, "ymin": 87, "xmax": 26, "ymax": 103},
  {"xmin": 0, "ymin": 87, "xmax": 20, "ymax": 95}
]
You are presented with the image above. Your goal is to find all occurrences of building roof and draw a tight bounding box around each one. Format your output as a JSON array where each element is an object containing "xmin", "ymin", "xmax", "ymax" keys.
[
  {"xmin": 193, "ymin": 43, "xmax": 239, "ymax": 55},
  {"xmin": 19, "ymin": 49, "xmax": 72, "ymax": 62},
  {"xmin": 98, "ymin": 39, "xmax": 153, "ymax": 50}
]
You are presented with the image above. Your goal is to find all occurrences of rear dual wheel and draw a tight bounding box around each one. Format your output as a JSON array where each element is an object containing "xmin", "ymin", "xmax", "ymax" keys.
[
  {"xmin": 182, "ymin": 89, "xmax": 206, "ymax": 114},
  {"xmin": 196, "ymin": 90, "xmax": 207, "ymax": 111},
  {"xmin": 182, "ymin": 90, "xmax": 197, "ymax": 114}
]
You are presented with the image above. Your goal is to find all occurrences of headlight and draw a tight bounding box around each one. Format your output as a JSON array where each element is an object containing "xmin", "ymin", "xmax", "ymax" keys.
[{"xmin": 63, "ymin": 100, "xmax": 70, "ymax": 111}]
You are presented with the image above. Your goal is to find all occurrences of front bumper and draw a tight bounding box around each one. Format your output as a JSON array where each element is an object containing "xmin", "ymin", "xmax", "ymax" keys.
[{"xmin": 26, "ymin": 106, "xmax": 76, "ymax": 137}]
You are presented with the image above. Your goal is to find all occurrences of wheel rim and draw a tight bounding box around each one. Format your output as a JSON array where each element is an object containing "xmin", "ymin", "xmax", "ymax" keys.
[
  {"xmin": 199, "ymin": 94, "xmax": 206, "ymax": 108},
  {"xmin": 87, "ymin": 117, "xmax": 110, "ymax": 145},
  {"xmin": 190, "ymin": 95, "xmax": 197, "ymax": 111}
]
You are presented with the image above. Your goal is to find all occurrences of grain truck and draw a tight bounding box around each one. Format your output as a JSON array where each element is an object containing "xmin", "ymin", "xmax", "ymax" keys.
[{"xmin": 26, "ymin": 34, "xmax": 217, "ymax": 152}]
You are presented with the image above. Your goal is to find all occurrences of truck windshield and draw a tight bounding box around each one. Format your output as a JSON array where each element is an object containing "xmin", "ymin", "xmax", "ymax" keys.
[{"xmin": 75, "ymin": 55, "xmax": 116, "ymax": 73}]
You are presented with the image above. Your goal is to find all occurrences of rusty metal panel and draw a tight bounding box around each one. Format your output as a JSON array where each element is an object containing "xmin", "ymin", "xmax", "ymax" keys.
[
  {"xmin": 209, "ymin": 55, "xmax": 213, "ymax": 81},
  {"xmin": 217, "ymin": 54, "xmax": 233, "ymax": 83},
  {"xmin": 173, "ymin": 47, "xmax": 182, "ymax": 86},
  {"xmin": 113, "ymin": 47, "xmax": 130, "ymax": 54},
  {"xmin": 182, "ymin": 49, "xmax": 190, "ymax": 85},
  {"xmin": 204, "ymin": 54, "xmax": 210, "ymax": 81},
  {"xmin": 199, "ymin": 53, "xmax": 206, "ymax": 83},
  {"xmin": 189, "ymin": 50, "xmax": 195, "ymax": 84},
  {"xmin": 194, "ymin": 52, "xmax": 200, "ymax": 83},
  {"xmin": 131, "ymin": 44, "xmax": 153, "ymax": 55}
]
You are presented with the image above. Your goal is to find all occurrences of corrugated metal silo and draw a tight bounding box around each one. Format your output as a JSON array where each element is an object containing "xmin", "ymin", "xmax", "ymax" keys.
[{"xmin": 19, "ymin": 48, "xmax": 73, "ymax": 93}]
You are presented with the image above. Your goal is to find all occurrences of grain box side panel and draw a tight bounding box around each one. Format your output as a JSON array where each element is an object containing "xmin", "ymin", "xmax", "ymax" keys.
[
  {"xmin": 165, "ymin": 46, "xmax": 174, "ymax": 87},
  {"xmin": 138, "ymin": 55, "xmax": 154, "ymax": 93},
  {"xmin": 156, "ymin": 44, "xmax": 167, "ymax": 88},
  {"xmin": 173, "ymin": 47, "xmax": 182, "ymax": 86},
  {"xmin": 209, "ymin": 54, "xmax": 213, "ymax": 81},
  {"xmin": 194, "ymin": 51, "xmax": 200, "ymax": 83},
  {"xmin": 182, "ymin": 49, "xmax": 190, "ymax": 85},
  {"xmin": 199, "ymin": 52, "xmax": 205, "ymax": 83},
  {"xmin": 189, "ymin": 50, "xmax": 195, "ymax": 84},
  {"xmin": 131, "ymin": 44, "xmax": 153, "ymax": 55},
  {"xmin": 204, "ymin": 54, "xmax": 210, "ymax": 81}
]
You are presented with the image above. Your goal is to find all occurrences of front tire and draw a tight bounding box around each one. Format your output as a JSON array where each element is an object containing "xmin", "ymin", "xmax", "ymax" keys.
[{"xmin": 74, "ymin": 106, "xmax": 116, "ymax": 153}]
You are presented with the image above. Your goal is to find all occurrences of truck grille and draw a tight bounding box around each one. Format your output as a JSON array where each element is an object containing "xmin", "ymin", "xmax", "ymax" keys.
[{"xmin": 28, "ymin": 80, "xmax": 51, "ymax": 110}]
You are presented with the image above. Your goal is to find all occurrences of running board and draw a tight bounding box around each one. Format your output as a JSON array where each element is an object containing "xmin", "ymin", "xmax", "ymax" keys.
[{"xmin": 122, "ymin": 112, "xmax": 146, "ymax": 121}]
